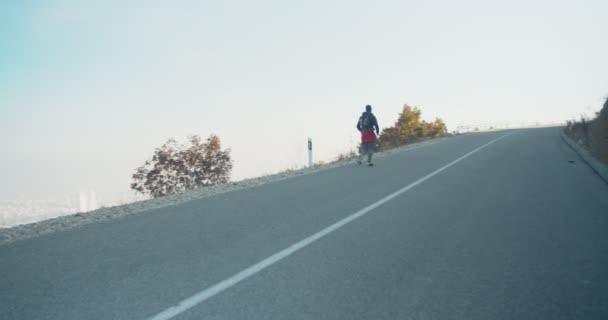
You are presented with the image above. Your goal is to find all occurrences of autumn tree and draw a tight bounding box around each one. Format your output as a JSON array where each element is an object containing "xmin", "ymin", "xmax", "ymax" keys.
[
  {"xmin": 131, "ymin": 134, "xmax": 233, "ymax": 198},
  {"xmin": 426, "ymin": 118, "xmax": 448, "ymax": 138},
  {"xmin": 378, "ymin": 104, "xmax": 447, "ymax": 150}
]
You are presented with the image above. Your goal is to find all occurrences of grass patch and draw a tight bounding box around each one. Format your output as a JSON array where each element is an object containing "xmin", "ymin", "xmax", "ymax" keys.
[{"xmin": 566, "ymin": 99, "xmax": 608, "ymax": 164}]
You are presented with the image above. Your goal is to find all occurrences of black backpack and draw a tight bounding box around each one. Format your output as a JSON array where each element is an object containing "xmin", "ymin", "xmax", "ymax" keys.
[{"xmin": 359, "ymin": 113, "xmax": 374, "ymax": 130}]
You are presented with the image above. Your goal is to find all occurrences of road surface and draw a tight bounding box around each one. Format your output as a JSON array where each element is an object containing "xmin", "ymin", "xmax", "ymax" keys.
[{"xmin": 1, "ymin": 127, "xmax": 607, "ymax": 319}]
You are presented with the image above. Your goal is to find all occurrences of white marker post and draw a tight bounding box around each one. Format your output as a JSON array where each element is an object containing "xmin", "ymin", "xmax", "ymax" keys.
[
  {"xmin": 308, "ymin": 137, "xmax": 313, "ymax": 167},
  {"xmin": 79, "ymin": 191, "xmax": 88, "ymax": 212}
]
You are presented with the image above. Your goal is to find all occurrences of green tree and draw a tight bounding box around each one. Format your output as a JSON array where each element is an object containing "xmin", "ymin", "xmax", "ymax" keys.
[{"xmin": 131, "ymin": 134, "xmax": 233, "ymax": 198}]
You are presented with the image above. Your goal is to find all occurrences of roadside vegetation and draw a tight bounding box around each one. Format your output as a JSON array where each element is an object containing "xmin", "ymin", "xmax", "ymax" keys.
[
  {"xmin": 131, "ymin": 134, "xmax": 233, "ymax": 198},
  {"xmin": 565, "ymin": 97, "xmax": 608, "ymax": 164},
  {"xmin": 378, "ymin": 104, "xmax": 448, "ymax": 151},
  {"xmin": 130, "ymin": 104, "xmax": 448, "ymax": 198}
]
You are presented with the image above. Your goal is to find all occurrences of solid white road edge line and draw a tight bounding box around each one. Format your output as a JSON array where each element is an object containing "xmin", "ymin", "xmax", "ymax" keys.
[{"xmin": 146, "ymin": 132, "xmax": 515, "ymax": 320}]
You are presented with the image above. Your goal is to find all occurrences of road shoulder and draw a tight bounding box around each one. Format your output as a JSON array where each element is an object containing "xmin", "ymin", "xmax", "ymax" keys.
[{"xmin": 561, "ymin": 129, "xmax": 608, "ymax": 184}]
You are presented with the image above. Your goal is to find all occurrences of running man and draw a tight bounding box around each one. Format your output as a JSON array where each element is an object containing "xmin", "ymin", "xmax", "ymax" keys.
[{"xmin": 356, "ymin": 105, "xmax": 380, "ymax": 166}]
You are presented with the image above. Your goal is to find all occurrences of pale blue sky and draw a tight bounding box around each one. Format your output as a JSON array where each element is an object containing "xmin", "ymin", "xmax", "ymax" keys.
[{"xmin": 1, "ymin": 0, "xmax": 607, "ymax": 208}]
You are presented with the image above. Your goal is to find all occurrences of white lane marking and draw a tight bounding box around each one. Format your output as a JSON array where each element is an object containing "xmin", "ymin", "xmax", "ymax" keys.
[{"xmin": 146, "ymin": 132, "xmax": 514, "ymax": 320}]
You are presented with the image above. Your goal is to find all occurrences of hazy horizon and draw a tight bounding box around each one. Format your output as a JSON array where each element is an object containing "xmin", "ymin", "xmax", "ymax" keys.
[{"xmin": 2, "ymin": 0, "xmax": 607, "ymax": 225}]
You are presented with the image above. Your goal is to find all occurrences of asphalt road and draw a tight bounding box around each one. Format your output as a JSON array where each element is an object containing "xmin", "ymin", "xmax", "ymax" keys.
[{"xmin": 1, "ymin": 127, "xmax": 608, "ymax": 319}]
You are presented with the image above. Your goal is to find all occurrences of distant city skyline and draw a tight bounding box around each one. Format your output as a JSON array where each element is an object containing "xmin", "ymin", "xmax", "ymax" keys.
[
  {"xmin": 2, "ymin": 0, "xmax": 607, "ymax": 224},
  {"xmin": 0, "ymin": 190, "xmax": 150, "ymax": 228}
]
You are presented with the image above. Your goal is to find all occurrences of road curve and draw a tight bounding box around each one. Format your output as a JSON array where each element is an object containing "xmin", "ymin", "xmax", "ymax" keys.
[{"xmin": 1, "ymin": 127, "xmax": 607, "ymax": 320}]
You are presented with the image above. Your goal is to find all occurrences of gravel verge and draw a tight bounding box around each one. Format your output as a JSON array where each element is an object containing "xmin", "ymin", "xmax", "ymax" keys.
[{"xmin": 0, "ymin": 136, "xmax": 450, "ymax": 246}]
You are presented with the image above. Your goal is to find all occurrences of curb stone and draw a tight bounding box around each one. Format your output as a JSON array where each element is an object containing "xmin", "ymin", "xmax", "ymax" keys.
[{"xmin": 560, "ymin": 129, "xmax": 608, "ymax": 184}]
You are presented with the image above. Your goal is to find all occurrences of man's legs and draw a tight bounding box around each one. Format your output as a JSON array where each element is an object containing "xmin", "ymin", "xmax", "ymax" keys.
[
  {"xmin": 358, "ymin": 143, "xmax": 375, "ymax": 165},
  {"xmin": 357, "ymin": 143, "xmax": 365, "ymax": 164}
]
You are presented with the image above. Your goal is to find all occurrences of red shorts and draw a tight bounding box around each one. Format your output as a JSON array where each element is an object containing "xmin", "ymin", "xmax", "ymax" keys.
[{"xmin": 361, "ymin": 130, "xmax": 377, "ymax": 143}]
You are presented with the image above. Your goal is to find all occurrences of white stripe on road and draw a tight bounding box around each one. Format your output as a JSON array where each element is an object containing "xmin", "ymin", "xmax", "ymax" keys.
[{"xmin": 147, "ymin": 132, "xmax": 514, "ymax": 320}]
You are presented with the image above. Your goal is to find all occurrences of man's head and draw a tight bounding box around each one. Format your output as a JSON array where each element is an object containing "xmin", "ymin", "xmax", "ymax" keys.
[{"xmin": 365, "ymin": 105, "xmax": 372, "ymax": 112}]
